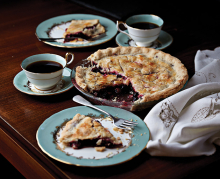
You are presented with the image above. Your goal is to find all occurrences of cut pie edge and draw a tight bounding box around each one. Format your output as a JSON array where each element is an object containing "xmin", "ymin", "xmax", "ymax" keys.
[{"xmin": 62, "ymin": 19, "xmax": 106, "ymax": 42}]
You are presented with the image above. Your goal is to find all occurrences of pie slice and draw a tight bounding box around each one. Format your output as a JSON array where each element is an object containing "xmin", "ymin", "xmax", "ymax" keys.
[
  {"xmin": 75, "ymin": 66, "xmax": 130, "ymax": 95},
  {"xmin": 63, "ymin": 19, "xmax": 105, "ymax": 42},
  {"xmin": 75, "ymin": 47, "xmax": 188, "ymax": 104},
  {"xmin": 59, "ymin": 113, "xmax": 122, "ymax": 149}
]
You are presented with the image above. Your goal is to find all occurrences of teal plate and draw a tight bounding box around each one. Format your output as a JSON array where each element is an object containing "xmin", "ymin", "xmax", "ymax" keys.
[
  {"xmin": 36, "ymin": 14, "xmax": 117, "ymax": 48},
  {"xmin": 116, "ymin": 30, "xmax": 173, "ymax": 50},
  {"xmin": 36, "ymin": 106, "xmax": 150, "ymax": 167},
  {"xmin": 13, "ymin": 68, "xmax": 73, "ymax": 95}
]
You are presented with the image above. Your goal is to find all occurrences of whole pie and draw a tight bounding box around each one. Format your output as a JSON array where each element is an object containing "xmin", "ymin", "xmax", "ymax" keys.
[
  {"xmin": 63, "ymin": 19, "xmax": 105, "ymax": 42},
  {"xmin": 75, "ymin": 47, "xmax": 188, "ymax": 104},
  {"xmin": 59, "ymin": 113, "xmax": 122, "ymax": 149}
]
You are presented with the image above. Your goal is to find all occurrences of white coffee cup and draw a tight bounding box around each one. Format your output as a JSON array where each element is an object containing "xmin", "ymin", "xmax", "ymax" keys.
[
  {"xmin": 116, "ymin": 14, "xmax": 164, "ymax": 47},
  {"xmin": 21, "ymin": 53, "xmax": 74, "ymax": 90}
]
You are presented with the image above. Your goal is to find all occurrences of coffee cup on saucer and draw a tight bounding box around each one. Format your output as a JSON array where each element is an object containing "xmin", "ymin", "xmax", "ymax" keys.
[
  {"xmin": 21, "ymin": 53, "xmax": 74, "ymax": 91},
  {"xmin": 116, "ymin": 14, "xmax": 164, "ymax": 47}
]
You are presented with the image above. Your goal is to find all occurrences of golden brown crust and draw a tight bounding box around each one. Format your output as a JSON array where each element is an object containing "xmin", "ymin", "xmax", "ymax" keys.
[
  {"xmin": 63, "ymin": 19, "xmax": 105, "ymax": 39},
  {"xmin": 75, "ymin": 66, "xmax": 128, "ymax": 92},
  {"xmin": 76, "ymin": 47, "xmax": 188, "ymax": 103},
  {"xmin": 95, "ymin": 146, "xmax": 106, "ymax": 152},
  {"xmin": 75, "ymin": 66, "xmax": 89, "ymax": 91},
  {"xmin": 59, "ymin": 113, "xmax": 122, "ymax": 147}
]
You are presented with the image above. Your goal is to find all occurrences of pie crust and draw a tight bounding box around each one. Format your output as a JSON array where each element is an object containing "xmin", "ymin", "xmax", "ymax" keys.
[
  {"xmin": 59, "ymin": 113, "xmax": 122, "ymax": 149},
  {"xmin": 63, "ymin": 19, "xmax": 105, "ymax": 42},
  {"xmin": 75, "ymin": 47, "xmax": 188, "ymax": 104}
]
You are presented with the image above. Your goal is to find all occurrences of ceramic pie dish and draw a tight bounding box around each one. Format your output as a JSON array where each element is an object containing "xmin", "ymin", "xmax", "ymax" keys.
[{"xmin": 71, "ymin": 47, "xmax": 188, "ymax": 111}]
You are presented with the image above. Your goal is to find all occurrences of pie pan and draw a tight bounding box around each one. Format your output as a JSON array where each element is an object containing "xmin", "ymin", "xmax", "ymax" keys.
[{"xmin": 71, "ymin": 59, "xmax": 187, "ymax": 111}]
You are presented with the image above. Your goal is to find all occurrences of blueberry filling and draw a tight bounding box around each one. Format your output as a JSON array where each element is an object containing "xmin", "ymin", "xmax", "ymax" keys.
[
  {"xmin": 91, "ymin": 66, "xmax": 103, "ymax": 73},
  {"xmin": 90, "ymin": 65, "xmax": 141, "ymax": 102},
  {"xmin": 70, "ymin": 137, "xmax": 121, "ymax": 149},
  {"xmin": 83, "ymin": 25, "xmax": 96, "ymax": 30},
  {"xmin": 91, "ymin": 67, "xmax": 124, "ymax": 78},
  {"xmin": 64, "ymin": 32, "xmax": 90, "ymax": 42},
  {"xmin": 64, "ymin": 25, "xmax": 97, "ymax": 42},
  {"xmin": 92, "ymin": 83, "xmax": 140, "ymax": 102}
]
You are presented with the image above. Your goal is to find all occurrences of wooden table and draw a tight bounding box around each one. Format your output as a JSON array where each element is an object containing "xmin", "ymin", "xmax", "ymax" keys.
[{"xmin": 1, "ymin": 0, "xmax": 220, "ymax": 178}]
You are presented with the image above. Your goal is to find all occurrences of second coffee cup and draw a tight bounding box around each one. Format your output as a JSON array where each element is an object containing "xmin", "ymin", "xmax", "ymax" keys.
[{"xmin": 116, "ymin": 14, "xmax": 164, "ymax": 47}]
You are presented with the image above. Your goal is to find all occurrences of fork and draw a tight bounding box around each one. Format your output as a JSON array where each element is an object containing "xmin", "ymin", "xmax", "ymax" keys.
[
  {"xmin": 72, "ymin": 95, "xmax": 138, "ymax": 130},
  {"xmin": 37, "ymin": 37, "xmax": 77, "ymax": 42}
]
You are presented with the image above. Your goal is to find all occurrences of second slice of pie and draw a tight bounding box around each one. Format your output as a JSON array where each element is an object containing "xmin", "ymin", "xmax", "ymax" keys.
[
  {"xmin": 63, "ymin": 19, "xmax": 105, "ymax": 42},
  {"xmin": 59, "ymin": 113, "xmax": 122, "ymax": 149}
]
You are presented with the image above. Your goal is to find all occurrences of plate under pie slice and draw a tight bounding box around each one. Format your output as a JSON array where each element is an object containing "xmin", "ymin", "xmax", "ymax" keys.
[
  {"xmin": 63, "ymin": 19, "xmax": 105, "ymax": 42},
  {"xmin": 75, "ymin": 47, "xmax": 188, "ymax": 105},
  {"xmin": 59, "ymin": 113, "xmax": 122, "ymax": 150}
]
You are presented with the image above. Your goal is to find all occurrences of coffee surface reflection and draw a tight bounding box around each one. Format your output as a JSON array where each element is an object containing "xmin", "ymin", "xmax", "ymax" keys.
[
  {"xmin": 130, "ymin": 22, "xmax": 159, "ymax": 30},
  {"xmin": 26, "ymin": 61, "xmax": 63, "ymax": 73}
]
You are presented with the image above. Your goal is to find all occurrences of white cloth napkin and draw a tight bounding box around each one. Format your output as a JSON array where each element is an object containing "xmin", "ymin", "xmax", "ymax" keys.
[{"xmin": 144, "ymin": 47, "xmax": 220, "ymax": 157}]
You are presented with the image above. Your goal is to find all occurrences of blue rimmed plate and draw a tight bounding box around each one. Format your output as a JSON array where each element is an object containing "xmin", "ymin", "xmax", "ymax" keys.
[
  {"xmin": 36, "ymin": 106, "xmax": 150, "ymax": 167},
  {"xmin": 36, "ymin": 14, "xmax": 117, "ymax": 48},
  {"xmin": 116, "ymin": 30, "xmax": 173, "ymax": 50}
]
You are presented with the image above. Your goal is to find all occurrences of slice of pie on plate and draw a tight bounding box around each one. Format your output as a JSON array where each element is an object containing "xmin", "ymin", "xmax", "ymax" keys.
[
  {"xmin": 63, "ymin": 19, "xmax": 105, "ymax": 42},
  {"xmin": 59, "ymin": 113, "xmax": 122, "ymax": 150},
  {"xmin": 75, "ymin": 47, "xmax": 188, "ymax": 106}
]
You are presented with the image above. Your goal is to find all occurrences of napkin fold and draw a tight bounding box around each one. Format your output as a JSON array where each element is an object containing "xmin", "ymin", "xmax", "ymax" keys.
[{"xmin": 144, "ymin": 47, "xmax": 220, "ymax": 157}]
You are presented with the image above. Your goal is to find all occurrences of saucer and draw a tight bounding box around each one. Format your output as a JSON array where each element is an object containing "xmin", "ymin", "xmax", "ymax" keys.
[
  {"xmin": 13, "ymin": 68, "xmax": 74, "ymax": 95},
  {"xmin": 116, "ymin": 30, "xmax": 173, "ymax": 50}
]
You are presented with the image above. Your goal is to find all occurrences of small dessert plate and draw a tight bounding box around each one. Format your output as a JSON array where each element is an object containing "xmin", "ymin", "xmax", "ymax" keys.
[
  {"xmin": 36, "ymin": 14, "xmax": 117, "ymax": 48},
  {"xmin": 116, "ymin": 30, "xmax": 173, "ymax": 50},
  {"xmin": 13, "ymin": 68, "xmax": 73, "ymax": 95},
  {"xmin": 36, "ymin": 106, "xmax": 150, "ymax": 167}
]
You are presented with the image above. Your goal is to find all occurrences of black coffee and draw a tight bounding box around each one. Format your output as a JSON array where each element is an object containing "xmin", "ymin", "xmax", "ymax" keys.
[
  {"xmin": 130, "ymin": 22, "xmax": 159, "ymax": 29},
  {"xmin": 26, "ymin": 60, "xmax": 63, "ymax": 73}
]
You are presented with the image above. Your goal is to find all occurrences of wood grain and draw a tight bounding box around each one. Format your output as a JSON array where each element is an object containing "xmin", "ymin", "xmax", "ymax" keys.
[{"xmin": 1, "ymin": 0, "xmax": 220, "ymax": 178}]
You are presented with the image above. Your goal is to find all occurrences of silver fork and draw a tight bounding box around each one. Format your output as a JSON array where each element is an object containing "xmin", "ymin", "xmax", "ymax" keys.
[
  {"xmin": 37, "ymin": 37, "xmax": 77, "ymax": 42},
  {"xmin": 72, "ymin": 95, "xmax": 138, "ymax": 130}
]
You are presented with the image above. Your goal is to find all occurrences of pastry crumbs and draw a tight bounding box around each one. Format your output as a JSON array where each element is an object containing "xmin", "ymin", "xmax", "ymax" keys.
[{"xmin": 95, "ymin": 146, "xmax": 106, "ymax": 152}]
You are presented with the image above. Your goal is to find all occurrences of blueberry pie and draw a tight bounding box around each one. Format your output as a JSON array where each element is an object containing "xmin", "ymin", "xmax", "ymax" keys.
[
  {"xmin": 63, "ymin": 19, "xmax": 105, "ymax": 42},
  {"xmin": 59, "ymin": 113, "xmax": 122, "ymax": 149},
  {"xmin": 75, "ymin": 47, "xmax": 188, "ymax": 104}
]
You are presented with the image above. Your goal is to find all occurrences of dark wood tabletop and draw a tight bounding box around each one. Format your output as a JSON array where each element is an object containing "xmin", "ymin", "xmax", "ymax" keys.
[{"xmin": 1, "ymin": 0, "xmax": 220, "ymax": 178}]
